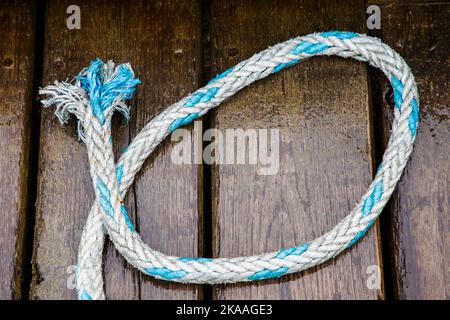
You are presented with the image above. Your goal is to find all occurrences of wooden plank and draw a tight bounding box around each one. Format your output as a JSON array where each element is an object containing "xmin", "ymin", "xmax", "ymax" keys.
[
  {"xmin": 32, "ymin": 1, "xmax": 200, "ymax": 299},
  {"xmin": 208, "ymin": 0, "xmax": 383, "ymax": 299},
  {"xmin": 31, "ymin": 0, "xmax": 203, "ymax": 300},
  {"xmin": 375, "ymin": 3, "xmax": 450, "ymax": 299},
  {"xmin": 125, "ymin": 1, "xmax": 203, "ymax": 300},
  {"xmin": 31, "ymin": 0, "xmax": 138, "ymax": 300},
  {"xmin": 0, "ymin": 0, "xmax": 36, "ymax": 299},
  {"xmin": 373, "ymin": 1, "xmax": 443, "ymax": 4}
]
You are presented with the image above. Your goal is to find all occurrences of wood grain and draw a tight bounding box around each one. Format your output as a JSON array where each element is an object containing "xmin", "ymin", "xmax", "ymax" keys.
[
  {"xmin": 125, "ymin": 0, "xmax": 203, "ymax": 300},
  {"xmin": 32, "ymin": 0, "xmax": 137, "ymax": 300},
  {"xmin": 0, "ymin": 0, "xmax": 36, "ymax": 299},
  {"xmin": 372, "ymin": 1, "xmax": 444, "ymax": 4},
  {"xmin": 32, "ymin": 0, "xmax": 203, "ymax": 300},
  {"xmin": 208, "ymin": 0, "xmax": 383, "ymax": 299},
  {"xmin": 375, "ymin": 2, "xmax": 449, "ymax": 299}
]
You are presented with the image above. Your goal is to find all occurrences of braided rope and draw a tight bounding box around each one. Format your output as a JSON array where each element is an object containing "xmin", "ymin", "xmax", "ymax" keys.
[{"xmin": 40, "ymin": 31, "xmax": 419, "ymax": 300}]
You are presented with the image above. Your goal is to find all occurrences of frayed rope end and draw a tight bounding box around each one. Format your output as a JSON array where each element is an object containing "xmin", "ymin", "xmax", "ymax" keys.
[
  {"xmin": 75, "ymin": 58, "xmax": 140, "ymax": 124},
  {"xmin": 39, "ymin": 59, "xmax": 141, "ymax": 141},
  {"xmin": 39, "ymin": 81, "xmax": 90, "ymax": 140}
]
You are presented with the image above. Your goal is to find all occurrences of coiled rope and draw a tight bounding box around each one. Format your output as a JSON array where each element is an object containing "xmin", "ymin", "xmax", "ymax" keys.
[{"xmin": 40, "ymin": 31, "xmax": 419, "ymax": 300}]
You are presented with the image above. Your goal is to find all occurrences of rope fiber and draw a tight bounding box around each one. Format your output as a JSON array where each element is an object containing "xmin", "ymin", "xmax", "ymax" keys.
[{"xmin": 40, "ymin": 31, "xmax": 419, "ymax": 300}]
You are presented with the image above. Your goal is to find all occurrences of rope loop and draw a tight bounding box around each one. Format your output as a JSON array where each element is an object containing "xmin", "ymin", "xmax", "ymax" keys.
[{"xmin": 40, "ymin": 31, "xmax": 419, "ymax": 300}]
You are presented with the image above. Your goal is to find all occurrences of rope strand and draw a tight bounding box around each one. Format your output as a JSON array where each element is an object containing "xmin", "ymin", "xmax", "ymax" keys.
[{"xmin": 40, "ymin": 31, "xmax": 419, "ymax": 300}]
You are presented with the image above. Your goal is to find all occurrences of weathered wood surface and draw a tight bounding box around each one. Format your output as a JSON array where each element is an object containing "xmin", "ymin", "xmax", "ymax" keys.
[
  {"xmin": 31, "ymin": 0, "xmax": 202, "ymax": 299},
  {"xmin": 0, "ymin": 0, "xmax": 36, "ymax": 299},
  {"xmin": 375, "ymin": 2, "xmax": 450, "ymax": 300},
  {"xmin": 124, "ymin": 0, "xmax": 203, "ymax": 300},
  {"xmin": 208, "ymin": 0, "xmax": 383, "ymax": 299},
  {"xmin": 0, "ymin": 0, "xmax": 447, "ymax": 300}
]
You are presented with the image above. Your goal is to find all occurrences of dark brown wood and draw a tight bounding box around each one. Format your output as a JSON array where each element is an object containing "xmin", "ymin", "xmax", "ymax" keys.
[
  {"xmin": 32, "ymin": 0, "xmax": 202, "ymax": 299},
  {"xmin": 32, "ymin": 0, "xmax": 137, "ymax": 300},
  {"xmin": 0, "ymin": 0, "xmax": 36, "ymax": 300},
  {"xmin": 376, "ymin": 2, "xmax": 450, "ymax": 300},
  {"xmin": 374, "ymin": 0, "xmax": 442, "ymax": 4},
  {"xmin": 125, "ymin": 1, "xmax": 203, "ymax": 300},
  {"xmin": 208, "ymin": 0, "xmax": 383, "ymax": 299},
  {"xmin": 9, "ymin": 0, "xmax": 447, "ymax": 301}
]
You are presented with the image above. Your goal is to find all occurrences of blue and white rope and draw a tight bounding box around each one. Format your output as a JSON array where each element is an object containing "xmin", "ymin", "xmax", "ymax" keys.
[{"xmin": 40, "ymin": 31, "xmax": 419, "ymax": 300}]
